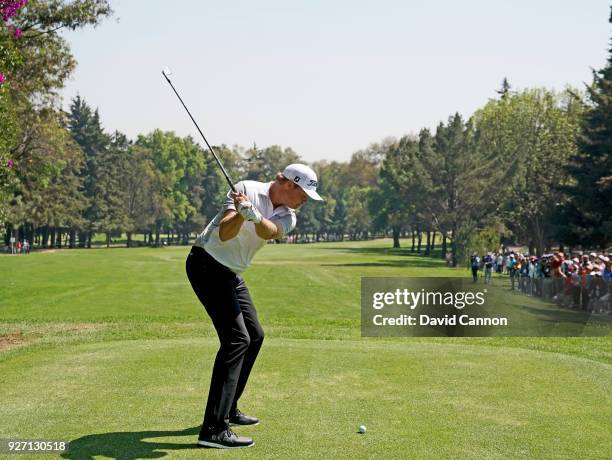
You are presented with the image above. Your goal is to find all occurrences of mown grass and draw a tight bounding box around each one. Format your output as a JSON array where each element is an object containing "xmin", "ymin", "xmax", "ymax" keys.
[{"xmin": 1, "ymin": 239, "xmax": 611, "ymax": 459}]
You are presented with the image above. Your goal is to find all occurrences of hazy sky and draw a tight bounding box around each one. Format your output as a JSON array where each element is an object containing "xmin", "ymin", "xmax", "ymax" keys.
[{"xmin": 60, "ymin": 0, "xmax": 610, "ymax": 162}]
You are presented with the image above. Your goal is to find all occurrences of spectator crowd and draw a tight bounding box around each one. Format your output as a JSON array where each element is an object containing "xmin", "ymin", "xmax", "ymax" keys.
[
  {"xmin": 5, "ymin": 237, "xmax": 31, "ymax": 255},
  {"xmin": 469, "ymin": 249, "xmax": 612, "ymax": 314}
]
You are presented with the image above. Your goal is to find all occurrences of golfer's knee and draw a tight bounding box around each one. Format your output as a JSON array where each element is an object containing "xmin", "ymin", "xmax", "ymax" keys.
[
  {"xmin": 237, "ymin": 332, "xmax": 251, "ymax": 351},
  {"xmin": 222, "ymin": 331, "xmax": 250, "ymax": 354},
  {"xmin": 250, "ymin": 327, "xmax": 264, "ymax": 346}
]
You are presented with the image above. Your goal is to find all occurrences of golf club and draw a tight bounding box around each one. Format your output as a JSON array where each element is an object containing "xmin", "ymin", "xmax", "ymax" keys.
[{"xmin": 162, "ymin": 67, "xmax": 236, "ymax": 193}]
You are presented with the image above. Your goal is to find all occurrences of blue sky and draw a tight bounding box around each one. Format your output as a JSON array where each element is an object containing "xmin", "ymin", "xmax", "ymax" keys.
[{"xmin": 61, "ymin": 0, "xmax": 611, "ymax": 162}]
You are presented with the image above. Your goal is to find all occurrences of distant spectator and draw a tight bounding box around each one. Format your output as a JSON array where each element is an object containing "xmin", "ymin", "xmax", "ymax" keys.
[
  {"xmin": 603, "ymin": 257, "xmax": 612, "ymax": 282},
  {"xmin": 528, "ymin": 256, "xmax": 538, "ymax": 296},
  {"xmin": 568, "ymin": 264, "xmax": 582, "ymax": 308},
  {"xmin": 507, "ymin": 254, "xmax": 517, "ymax": 290},
  {"xmin": 483, "ymin": 252, "xmax": 494, "ymax": 284},
  {"xmin": 551, "ymin": 252, "xmax": 566, "ymax": 297},
  {"xmin": 518, "ymin": 255, "xmax": 529, "ymax": 293},
  {"xmin": 470, "ymin": 253, "xmax": 481, "ymax": 283}
]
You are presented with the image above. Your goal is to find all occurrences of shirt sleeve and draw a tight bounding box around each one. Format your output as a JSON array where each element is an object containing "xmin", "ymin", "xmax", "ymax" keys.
[{"xmin": 270, "ymin": 210, "xmax": 297, "ymax": 238}]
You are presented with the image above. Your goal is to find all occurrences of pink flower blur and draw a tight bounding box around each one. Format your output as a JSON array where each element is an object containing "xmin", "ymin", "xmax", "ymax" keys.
[
  {"xmin": 1, "ymin": 0, "xmax": 26, "ymax": 22},
  {"xmin": 14, "ymin": 27, "xmax": 22, "ymax": 38},
  {"xmin": 0, "ymin": 73, "xmax": 6, "ymax": 84}
]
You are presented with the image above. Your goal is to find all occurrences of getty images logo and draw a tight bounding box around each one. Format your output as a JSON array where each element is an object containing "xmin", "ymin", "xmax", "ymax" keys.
[{"xmin": 372, "ymin": 288, "xmax": 487, "ymax": 310}]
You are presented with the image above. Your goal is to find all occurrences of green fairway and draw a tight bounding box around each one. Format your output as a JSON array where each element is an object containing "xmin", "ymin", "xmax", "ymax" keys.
[{"xmin": 1, "ymin": 240, "xmax": 611, "ymax": 459}]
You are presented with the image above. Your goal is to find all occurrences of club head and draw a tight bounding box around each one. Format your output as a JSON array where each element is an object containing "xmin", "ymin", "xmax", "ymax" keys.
[{"xmin": 162, "ymin": 67, "xmax": 173, "ymax": 78}]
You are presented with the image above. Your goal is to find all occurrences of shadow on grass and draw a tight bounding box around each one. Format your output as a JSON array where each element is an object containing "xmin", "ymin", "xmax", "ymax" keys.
[
  {"xmin": 317, "ymin": 245, "xmax": 448, "ymax": 268},
  {"xmin": 62, "ymin": 426, "xmax": 202, "ymax": 460},
  {"xmin": 470, "ymin": 282, "xmax": 612, "ymax": 335},
  {"xmin": 318, "ymin": 245, "xmax": 445, "ymax": 256},
  {"xmin": 518, "ymin": 303, "xmax": 612, "ymax": 326},
  {"xmin": 485, "ymin": 280, "xmax": 612, "ymax": 324},
  {"xmin": 322, "ymin": 259, "xmax": 447, "ymax": 268}
]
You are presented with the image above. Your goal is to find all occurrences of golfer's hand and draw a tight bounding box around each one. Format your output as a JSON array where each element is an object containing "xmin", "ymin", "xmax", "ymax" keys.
[
  {"xmin": 231, "ymin": 192, "xmax": 248, "ymax": 210},
  {"xmin": 237, "ymin": 201, "xmax": 263, "ymax": 224}
]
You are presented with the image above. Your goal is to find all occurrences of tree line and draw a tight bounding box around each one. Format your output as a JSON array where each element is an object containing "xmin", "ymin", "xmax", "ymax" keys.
[{"xmin": 1, "ymin": 2, "xmax": 610, "ymax": 262}]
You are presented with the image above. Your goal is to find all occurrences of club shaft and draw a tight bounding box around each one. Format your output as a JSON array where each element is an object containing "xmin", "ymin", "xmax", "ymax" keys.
[{"xmin": 162, "ymin": 71, "xmax": 236, "ymax": 193}]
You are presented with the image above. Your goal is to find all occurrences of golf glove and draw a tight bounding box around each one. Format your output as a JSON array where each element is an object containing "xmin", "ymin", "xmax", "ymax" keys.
[{"xmin": 238, "ymin": 201, "xmax": 263, "ymax": 224}]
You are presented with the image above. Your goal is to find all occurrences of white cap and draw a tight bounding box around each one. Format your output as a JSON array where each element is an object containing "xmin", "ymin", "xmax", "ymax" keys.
[{"xmin": 282, "ymin": 164, "xmax": 324, "ymax": 201}]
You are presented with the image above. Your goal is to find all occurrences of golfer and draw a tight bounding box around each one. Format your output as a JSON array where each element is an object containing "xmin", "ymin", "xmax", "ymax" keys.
[{"xmin": 186, "ymin": 164, "xmax": 323, "ymax": 448}]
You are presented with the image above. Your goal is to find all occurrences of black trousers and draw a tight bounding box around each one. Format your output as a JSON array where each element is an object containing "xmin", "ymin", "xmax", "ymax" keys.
[{"xmin": 186, "ymin": 246, "xmax": 264, "ymax": 432}]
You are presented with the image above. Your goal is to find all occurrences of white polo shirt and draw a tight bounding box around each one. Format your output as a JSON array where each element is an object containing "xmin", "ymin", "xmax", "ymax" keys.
[{"xmin": 194, "ymin": 180, "xmax": 297, "ymax": 273}]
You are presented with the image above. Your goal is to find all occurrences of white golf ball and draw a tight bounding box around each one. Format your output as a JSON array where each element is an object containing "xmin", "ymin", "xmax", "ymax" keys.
[{"xmin": 358, "ymin": 425, "xmax": 367, "ymax": 433}]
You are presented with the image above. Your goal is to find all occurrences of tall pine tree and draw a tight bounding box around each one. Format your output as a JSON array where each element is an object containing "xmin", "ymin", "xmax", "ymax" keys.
[
  {"xmin": 94, "ymin": 131, "xmax": 130, "ymax": 247},
  {"xmin": 563, "ymin": 12, "xmax": 612, "ymax": 248},
  {"xmin": 68, "ymin": 96, "xmax": 110, "ymax": 247}
]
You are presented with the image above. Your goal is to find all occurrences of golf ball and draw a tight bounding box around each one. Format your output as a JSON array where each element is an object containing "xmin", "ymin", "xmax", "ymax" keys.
[{"xmin": 358, "ymin": 425, "xmax": 367, "ymax": 434}]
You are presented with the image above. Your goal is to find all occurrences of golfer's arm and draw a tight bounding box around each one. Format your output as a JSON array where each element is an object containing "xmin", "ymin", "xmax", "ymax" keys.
[
  {"xmin": 254, "ymin": 218, "xmax": 281, "ymax": 240},
  {"xmin": 219, "ymin": 210, "xmax": 245, "ymax": 242}
]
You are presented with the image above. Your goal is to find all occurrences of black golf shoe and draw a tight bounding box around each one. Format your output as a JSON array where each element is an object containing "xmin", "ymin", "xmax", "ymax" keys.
[
  {"xmin": 197, "ymin": 428, "xmax": 254, "ymax": 449},
  {"xmin": 229, "ymin": 408, "xmax": 260, "ymax": 426}
]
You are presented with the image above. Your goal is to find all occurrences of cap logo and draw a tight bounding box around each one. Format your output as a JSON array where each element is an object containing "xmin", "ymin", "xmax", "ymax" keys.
[
  {"xmin": 307, "ymin": 179, "xmax": 317, "ymax": 187},
  {"xmin": 293, "ymin": 176, "xmax": 301, "ymax": 183}
]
